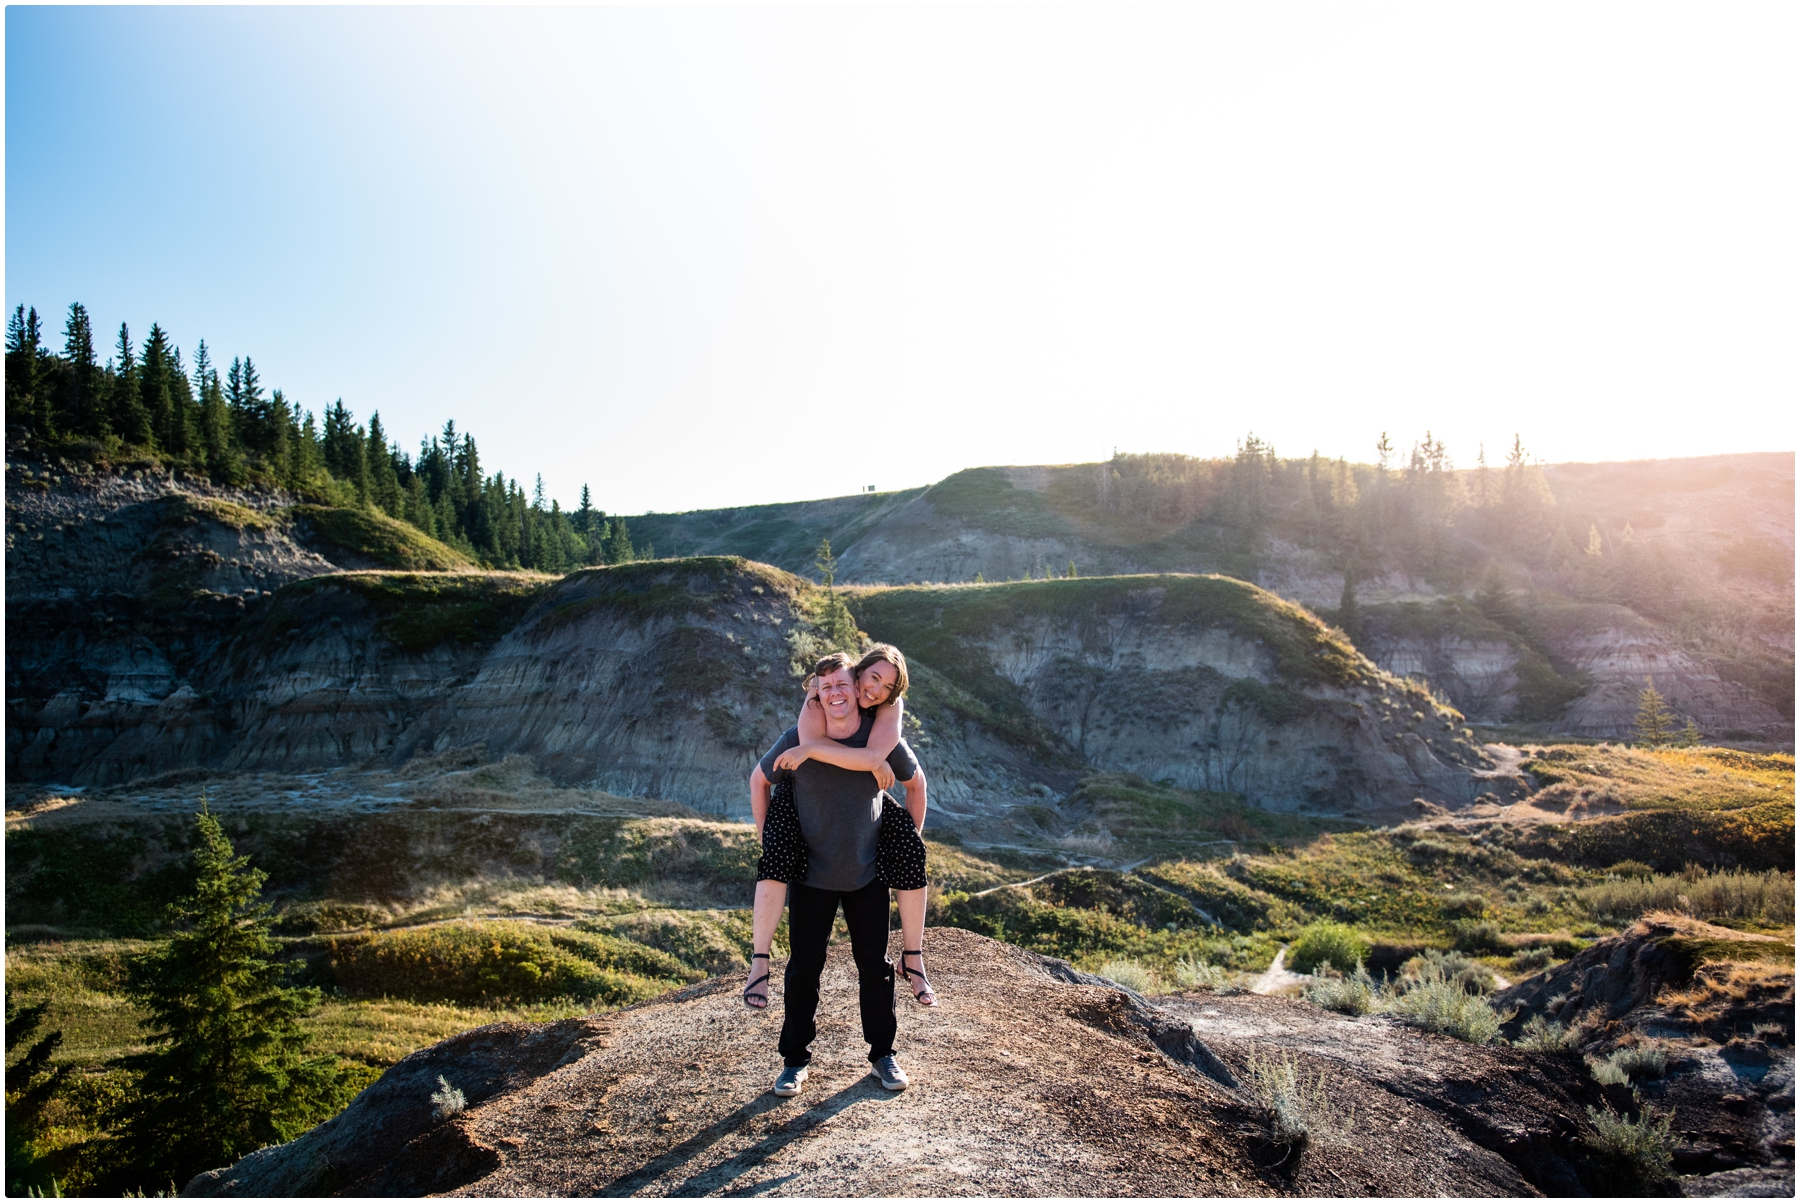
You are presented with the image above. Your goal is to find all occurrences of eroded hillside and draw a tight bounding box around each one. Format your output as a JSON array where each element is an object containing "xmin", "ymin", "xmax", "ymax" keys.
[
  {"xmin": 627, "ymin": 452, "xmax": 1795, "ymax": 743},
  {"xmin": 9, "ymin": 541, "xmax": 1522, "ymax": 826}
]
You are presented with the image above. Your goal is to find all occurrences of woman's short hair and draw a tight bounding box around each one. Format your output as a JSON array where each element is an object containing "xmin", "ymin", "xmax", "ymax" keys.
[{"xmin": 854, "ymin": 643, "xmax": 910, "ymax": 700}]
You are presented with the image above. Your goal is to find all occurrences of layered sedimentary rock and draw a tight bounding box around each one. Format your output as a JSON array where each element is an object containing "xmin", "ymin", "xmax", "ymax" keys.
[{"xmin": 7, "ymin": 553, "xmax": 1525, "ymax": 825}]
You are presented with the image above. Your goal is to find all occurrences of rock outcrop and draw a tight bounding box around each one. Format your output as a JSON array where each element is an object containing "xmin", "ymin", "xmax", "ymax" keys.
[
  {"xmin": 1495, "ymin": 913, "xmax": 1795, "ymax": 1187},
  {"xmin": 184, "ymin": 929, "xmax": 1613, "ymax": 1198}
]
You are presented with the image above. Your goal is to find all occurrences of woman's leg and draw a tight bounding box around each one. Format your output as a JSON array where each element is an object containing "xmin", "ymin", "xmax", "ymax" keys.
[
  {"xmin": 895, "ymin": 887, "xmax": 935, "ymax": 1006},
  {"xmin": 744, "ymin": 878, "xmax": 787, "ymax": 1007}
]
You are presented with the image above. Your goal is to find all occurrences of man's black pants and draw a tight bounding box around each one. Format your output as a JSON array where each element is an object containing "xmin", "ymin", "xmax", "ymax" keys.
[{"xmin": 778, "ymin": 878, "xmax": 896, "ymax": 1067}]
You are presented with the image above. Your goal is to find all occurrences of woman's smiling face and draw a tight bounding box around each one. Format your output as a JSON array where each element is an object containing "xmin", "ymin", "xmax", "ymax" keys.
[{"xmin": 856, "ymin": 660, "xmax": 899, "ymax": 708}]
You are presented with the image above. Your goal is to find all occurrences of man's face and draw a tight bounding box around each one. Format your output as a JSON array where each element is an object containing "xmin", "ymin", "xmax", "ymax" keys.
[{"xmin": 816, "ymin": 668, "xmax": 857, "ymax": 724}]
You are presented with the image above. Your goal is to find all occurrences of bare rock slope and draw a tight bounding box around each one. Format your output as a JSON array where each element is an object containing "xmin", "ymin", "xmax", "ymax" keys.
[
  {"xmin": 186, "ymin": 930, "xmax": 1612, "ymax": 1198},
  {"xmin": 10, "ymin": 550, "xmax": 1525, "ymax": 825}
]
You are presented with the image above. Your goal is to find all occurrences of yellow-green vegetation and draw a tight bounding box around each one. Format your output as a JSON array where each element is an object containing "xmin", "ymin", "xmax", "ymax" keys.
[
  {"xmin": 163, "ymin": 495, "xmax": 282, "ymax": 532},
  {"xmin": 1580, "ymin": 869, "xmax": 1794, "ymax": 930},
  {"xmin": 1287, "ymin": 922, "xmax": 1370, "ymax": 975},
  {"xmin": 1061, "ymin": 774, "xmax": 1351, "ymax": 852},
  {"xmin": 327, "ymin": 920, "xmax": 701, "ymax": 1006},
  {"xmin": 933, "ymin": 866, "xmax": 1284, "ymax": 978},
  {"xmin": 287, "ymin": 503, "xmax": 475, "ymax": 571},
  {"xmin": 1523, "ymin": 744, "xmax": 1794, "ymax": 813},
  {"xmin": 1515, "ymin": 744, "xmax": 1794, "ymax": 873}
]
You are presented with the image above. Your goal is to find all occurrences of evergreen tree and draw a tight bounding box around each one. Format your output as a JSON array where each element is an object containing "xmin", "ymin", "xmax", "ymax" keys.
[
  {"xmin": 1474, "ymin": 561, "xmax": 1518, "ymax": 629},
  {"xmin": 5, "ymin": 305, "xmax": 45, "ymax": 441},
  {"xmin": 112, "ymin": 806, "xmax": 352, "ymax": 1192},
  {"xmin": 575, "ymin": 484, "xmax": 595, "ymax": 537},
  {"xmin": 1338, "ymin": 572, "xmax": 1362, "ymax": 642},
  {"xmin": 266, "ymin": 389, "xmax": 295, "ymax": 484},
  {"xmin": 6, "ymin": 998, "xmax": 73, "ymax": 1195},
  {"xmin": 366, "ymin": 412, "xmax": 402, "ymax": 516},
  {"xmin": 1635, "ymin": 679, "xmax": 1675, "ymax": 748},
  {"xmin": 293, "ymin": 409, "xmax": 325, "ymax": 489},
  {"xmin": 194, "ymin": 343, "xmax": 239, "ymax": 482},
  {"xmin": 139, "ymin": 323, "xmax": 187, "ymax": 455},
  {"xmin": 605, "ymin": 516, "xmax": 636, "ymax": 564},
  {"xmin": 59, "ymin": 303, "xmax": 105, "ymax": 438},
  {"xmin": 810, "ymin": 538, "xmax": 860, "ymax": 652},
  {"xmin": 110, "ymin": 322, "xmax": 155, "ymax": 445}
]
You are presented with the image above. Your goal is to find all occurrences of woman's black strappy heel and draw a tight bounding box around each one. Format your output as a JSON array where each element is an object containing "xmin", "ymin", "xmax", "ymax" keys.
[
  {"xmin": 743, "ymin": 952, "xmax": 771, "ymax": 1010},
  {"xmin": 899, "ymin": 949, "xmax": 937, "ymax": 1008}
]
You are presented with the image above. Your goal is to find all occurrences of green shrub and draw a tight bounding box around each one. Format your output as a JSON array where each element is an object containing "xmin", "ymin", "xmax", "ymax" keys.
[
  {"xmin": 1098, "ymin": 958, "xmax": 1160, "ymax": 994},
  {"xmin": 1390, "ymin": 964, "xmax": 1512, "ymax": 1044},
  {"xmin": 1510, "ymin": 946, "xmax": 1557, "ymax": 974},
  {"xmin": 1452, "ymin": 921, "xmax": 1508, "ymax": 955},
  {"xmin": 1241, "ymin": 1047, "xmax": 1355, "ymax": 1150},
  {"xmin": 1606, "ymin": 860, "xmax": 1655, "ymax": 880},
  {"xmin": 1401, "ymin": 948, "xmax": 1496, "ymax": 995},
  {"xmin": 1514, "ymin": 1014, "xmax": 1577, "ymax": 1053},
  {"xmin": 1584, "ymin": 1104, "xmax": 1676, "ymax": 1190},
  {"xmin": 1441, "ymin": 891, "xmax": 1487, "ymax": 919},
  {"xmin": 1173, "ymin": 955, "xmax": 1231, "ymax": 991},
  {"xmin": 1601, "ymin": 1042, "xmax": 1670, "ymax": 1082},
  {"xmin": 1303, "ymin": 962, "xmax": 1379, "ymax": 1016},
  {"xmin": 1288, "ymin": 923, "xmax": 1369, "ymax": 975},
  {"xmin": 327, "ymin": 920, "xmax": 697, "ymax": 1005},
  {"xmin": 1587, "ymin": 1057, "xmax": 1629, "ymax": 1086}
]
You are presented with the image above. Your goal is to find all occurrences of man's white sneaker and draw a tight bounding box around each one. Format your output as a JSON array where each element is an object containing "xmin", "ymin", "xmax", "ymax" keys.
[
  {"xmin": 871, "ymin": 1055, "xmax": 909, "ymax": 1091},
  {"xmin": 772, "ymin": 1065, "xmax": 809, "ymax": 1097}
]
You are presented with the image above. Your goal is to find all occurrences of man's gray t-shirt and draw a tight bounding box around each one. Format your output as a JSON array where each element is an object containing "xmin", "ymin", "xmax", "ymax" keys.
[{"xmin": 759, "ymin": 709, "xmax": 919, "ymax": 892}]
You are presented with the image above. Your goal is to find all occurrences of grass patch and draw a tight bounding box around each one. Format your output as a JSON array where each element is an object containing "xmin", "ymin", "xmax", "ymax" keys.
[
  {"xmin": 1514, "ymin": 1013, "xmax": 1577, "ymax": 1053},
  {"xmin": 161, "ymin": 495, "xmax": 282, "ymax": 532},
  {"xmin": 287, "ymin": 504, "xmax": 475, "ymax": 571},
  {"xmin": 1581, "ymin": 868, "xmax": 1793, "ymax": 928},
  {"xmin": 1063, "ymin": 774, "xmax": 1348, "ymax": 852},
  {"xmin": 531, "ymin": 557, "xmax": 802, "ymax": 635},
  {"xmin": 1524, "ymin": 744, "xmax": 1793, "ymax": 814},
  {"xmin": 326, "ymin": 919, "xmax": 700, "ymax": 1005},
  {"xmin": 932, "ymin": 875, "xmax": 1282, "ymax": 977},
  {"xmin": 1517, "ymin": 796, "xmax": 1795, "ymax": 874},
  {"xmin": 924, "ymin": 467, "xmax": 1070, "ymax": 538},
  {"xmin": 266, "ymin": 571, "xmax": 552, "ymax": 652},
  {"xmin": 1241, "ymin": 1046, "xmax": 1356, "ymax": 1151}
]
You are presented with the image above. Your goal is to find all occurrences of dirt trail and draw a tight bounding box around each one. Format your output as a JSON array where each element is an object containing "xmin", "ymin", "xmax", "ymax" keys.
[
  {"xmin": 187, "ymin": 929, "xmax": 1607, "ymax": 1198},
  {"xmin": 1250, "ymin": 945, "xmax": 1309, "ymax": 995}
]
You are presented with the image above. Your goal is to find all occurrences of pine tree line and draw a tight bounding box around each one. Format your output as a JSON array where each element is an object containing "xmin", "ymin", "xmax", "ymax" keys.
[{"xmin": 5, "ymin": 302, "xmax": 643, "ymax": 572}]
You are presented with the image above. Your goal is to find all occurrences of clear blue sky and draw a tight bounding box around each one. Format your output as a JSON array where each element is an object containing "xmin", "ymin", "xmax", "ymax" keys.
[{"xmin": 8, "ymin": 4, "xmax": 1795, "ymax": 514}]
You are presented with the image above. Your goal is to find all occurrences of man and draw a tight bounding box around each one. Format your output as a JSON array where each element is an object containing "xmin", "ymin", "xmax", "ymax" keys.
[{"xmin": 749, "ymin": 652, "xmax": 924, "ymax": 1098}]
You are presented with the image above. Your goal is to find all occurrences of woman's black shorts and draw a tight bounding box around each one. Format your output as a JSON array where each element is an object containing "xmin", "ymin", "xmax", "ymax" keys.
[{"xmin": 755, "ymin": 778, "xmax": 928, "ymax": 891}]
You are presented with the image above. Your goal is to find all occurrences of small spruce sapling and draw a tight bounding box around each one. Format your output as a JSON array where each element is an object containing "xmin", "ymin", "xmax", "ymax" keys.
[{"xmin": 1635, "ymin": 679, "xmax": 1675, "ymax": 748}]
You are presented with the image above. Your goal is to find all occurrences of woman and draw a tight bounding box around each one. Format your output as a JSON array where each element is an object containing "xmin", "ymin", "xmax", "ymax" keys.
[{"xmin": 743, "ymin": 644, "xmax": 936, "ymax": 1010}]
